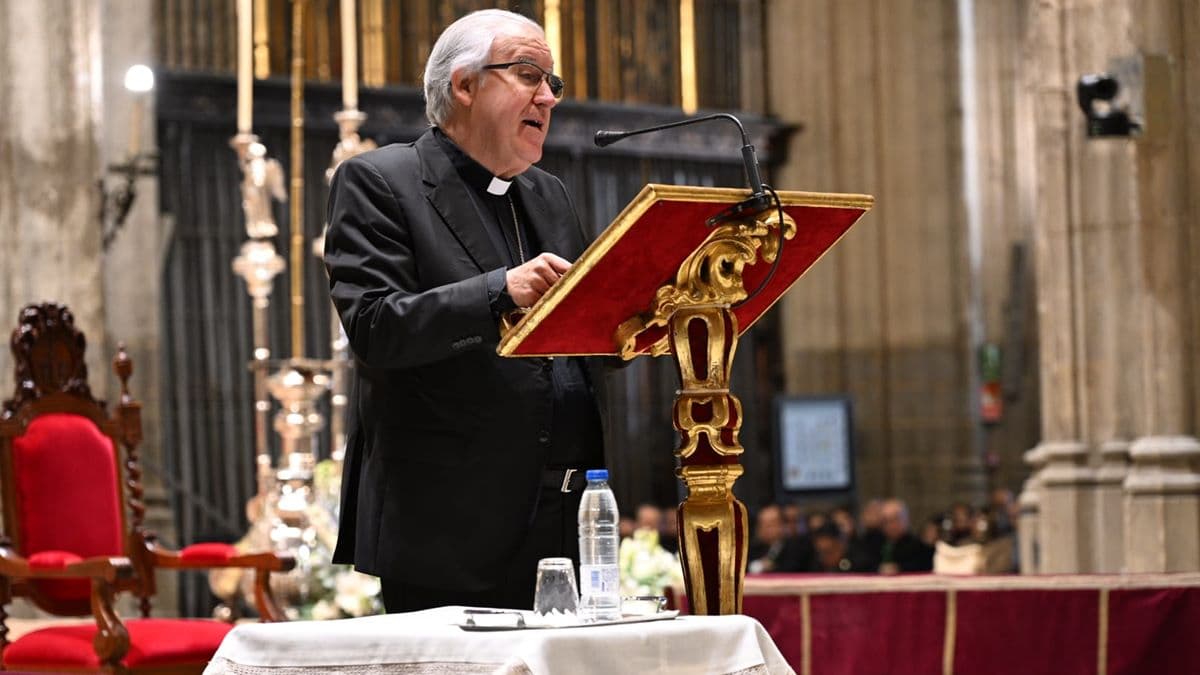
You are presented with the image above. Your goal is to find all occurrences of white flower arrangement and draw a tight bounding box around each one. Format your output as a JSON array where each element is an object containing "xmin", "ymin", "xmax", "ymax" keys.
[
  {"xmin": 618, "ymin": 528, "xmax": 684, "ymax": 597},
  {"xmin": 306, "ymin": 566, "xmax": 383, "ymax": 620},
  {"xmin": 293, "ymin": 460, "xmax": 384, "ymax": 620},
  {"xmin": 212, "ymin": 459, "xmax": 384, "ymax": 621}
]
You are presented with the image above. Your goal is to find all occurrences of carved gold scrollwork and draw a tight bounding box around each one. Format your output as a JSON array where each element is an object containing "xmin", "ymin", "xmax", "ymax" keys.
[
  {"xmin": 671, "ymin": 307, "xmax": 742, "ymax": 458},
  {"xmin": 614, "ymin": 209, "xmax": 795, "ymax": 360},
  {"xmin": 675, "ymin": 392, "xmax": 743, "ymax": 458}
]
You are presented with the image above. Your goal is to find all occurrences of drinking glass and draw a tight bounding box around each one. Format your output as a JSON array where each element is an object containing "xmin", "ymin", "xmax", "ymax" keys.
[{"xmin": 533, "ymin": 557, "xmax": 579, "ymax": 616}]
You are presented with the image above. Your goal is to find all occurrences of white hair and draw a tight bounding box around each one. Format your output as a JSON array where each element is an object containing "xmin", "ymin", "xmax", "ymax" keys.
[{"xmin": 422, "ymin": 9, "xmax": 543, "ymax": 127}]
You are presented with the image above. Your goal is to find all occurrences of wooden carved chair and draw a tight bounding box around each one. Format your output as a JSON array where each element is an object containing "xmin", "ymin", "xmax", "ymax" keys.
[{"xmin": 0, "ymin": 303, "xmax": 294, "ymax": 674}]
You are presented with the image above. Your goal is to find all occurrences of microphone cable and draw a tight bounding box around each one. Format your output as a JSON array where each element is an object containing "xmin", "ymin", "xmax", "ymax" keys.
[{"xmin": 732, "ymin": 183, "xmax": 785, "ymax": 309}]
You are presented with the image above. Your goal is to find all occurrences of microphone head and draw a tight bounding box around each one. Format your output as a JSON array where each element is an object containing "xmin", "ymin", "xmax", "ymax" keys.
[{"xmin": 593, "ymin": 130, "xmax": 626, "ymax": 147}]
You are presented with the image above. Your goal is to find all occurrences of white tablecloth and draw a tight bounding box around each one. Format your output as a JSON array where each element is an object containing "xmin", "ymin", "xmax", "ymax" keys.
[{"xmin": 204, "ymin": 606, "xmax": 794, "ymax": 675}]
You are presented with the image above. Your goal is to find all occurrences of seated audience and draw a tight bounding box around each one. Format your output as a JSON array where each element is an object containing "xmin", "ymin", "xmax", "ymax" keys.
[
  {"xmin": 919, "ymin": 514, "xmax": 943, "ymax": 548},
  {"xmin": 946, "ymin": 502, "xmax": 976, "ymax": 544},
  {"xmin": 989, "ymin": 487, "xmax": 1016, "ymax": 537},
  {"xmin": 782, "ymin": 502, "xmax": 803, "ymax": 538},
  {"xmin": 636, "ymin": 504, "xmax": 663, "ymax": 533},
  {"xmin": 804, "ymin": 508, "xmax": 829, "ymax": 537},
  {"xmin": 748, "ymin": 505, "xmax": 810, "ymax": 573},
  {"xmin": 830, "ymin": 505, "xmax": 856, "ymax": 539},
  {"xmin": 619, "ymin": 515, "xmax": 636, "ymax": 540},
  {"xmin": 808, "ymin": 522, "xmax": 871, "ymax": 573},
  {"xmin": 857, "ymin": 499, "xmax": 885, "ymax": 570},
  {"xmin": 878, "ymin": 499, "xmax": 934, "ymax": 574}
]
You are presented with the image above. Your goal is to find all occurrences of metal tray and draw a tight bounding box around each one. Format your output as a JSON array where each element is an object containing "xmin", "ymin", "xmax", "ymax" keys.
[{"xmin": 455, "ymin": 609, "xmax": 679, "ymax": 631}]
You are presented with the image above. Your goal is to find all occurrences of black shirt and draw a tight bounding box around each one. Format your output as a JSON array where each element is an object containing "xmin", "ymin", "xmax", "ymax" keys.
[{"xmin": 432, "ymin": 129, "xmax": 604, "ymax": 471}]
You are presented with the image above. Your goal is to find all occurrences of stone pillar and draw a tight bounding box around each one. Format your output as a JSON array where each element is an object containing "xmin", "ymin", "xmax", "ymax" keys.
[
  {"xmin": 1124, "ymin": 437, "xmax": 1200, "ymax": 572},
  {"xmin": 1023, "ymin": 0, "xmax": 1097, "ymax": 574},
  {"xmin": 1120, "ymin": 0, "xmax": 1200, "ymax": 573},
  {"xmin": 1094, "ymin": 440, "xmax": 1130, "ymax": 572},
  {"xmin": 0, "ymin": 1, "xmax": 107, "ymax": 387},
  {"xmin": 0, "ymin": 1, "xmax": 107, "ymax": 619},
  {"xmin": 1017, "ymin": 445, "xmax": 1047, "ymax": 574},
  {"xmin": 1037, "ymin": 441, "xmax": 1096, "ymax": 573}
]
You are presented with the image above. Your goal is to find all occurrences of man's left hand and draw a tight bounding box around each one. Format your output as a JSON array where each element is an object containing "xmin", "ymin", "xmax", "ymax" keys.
[{"xmin": 506, "ymin": 253, "xmax": 572, "ymax": 307}]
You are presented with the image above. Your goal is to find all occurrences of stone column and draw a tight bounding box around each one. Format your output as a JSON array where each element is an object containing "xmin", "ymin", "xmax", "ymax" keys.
[
  {"xmin": 1121, "ymin": 0, "xmax": 1200, "ymax": 573},
  {"xmin": 1037, "ymin": 441, "xmax": 1096, "ymax": 573},
  {"xmin": 0, "ymin": 1, "xmax": 107, "ymax": 387},
  {"xmin": 0, "ymin": 0, "xmax": 107, "ymax": 619},
  {"xmin": 1024, "ymin": 0, "xmax": 1097, "ymax": 573},
  {"xmin": 1094, "ymin": 440, "xmax": 1130, "ymax": 572},
  {"xmin": 1125, "ymin": 437, "xmax": 1200, "ymax": 572},
  {"xmin": 1017, "ymin": 445, "xmax": 1047, "ymax": 574}
]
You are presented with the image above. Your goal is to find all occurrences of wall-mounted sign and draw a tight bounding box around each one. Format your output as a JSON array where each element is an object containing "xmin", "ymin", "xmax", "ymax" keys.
[{"xmin": 775, "ymin": 396, "xmax": 854, "ymax": 494}]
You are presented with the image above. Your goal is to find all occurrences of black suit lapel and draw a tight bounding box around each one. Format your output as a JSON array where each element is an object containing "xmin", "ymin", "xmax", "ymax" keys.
[
  {"xmin": 516, "ymin": 175, "xmax": 577, "ymax": 259},
  {"xmin": 416, "ymin": 133, "xmax": 506, "ymax": 273}
]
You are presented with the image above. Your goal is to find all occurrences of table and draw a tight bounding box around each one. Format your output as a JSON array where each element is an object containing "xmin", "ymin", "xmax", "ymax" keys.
[{"xmin": 203, "ymin": 606, "xmax": 795, "ymax": 675}]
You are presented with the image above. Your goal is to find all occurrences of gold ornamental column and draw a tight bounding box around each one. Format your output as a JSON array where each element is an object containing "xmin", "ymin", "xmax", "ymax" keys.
[
  {"xmin": 671, "ymin": 303, "xmax": 749, "ymax": 615},
  {"xmin": 616, "ymin": 208, "xmax": 796, "ymax": 614}
]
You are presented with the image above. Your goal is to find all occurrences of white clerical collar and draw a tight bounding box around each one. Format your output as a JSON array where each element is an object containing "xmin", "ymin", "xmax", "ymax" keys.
[{"xmin": 487, "ymin": 176, "xmax": 513, "ymax": 195}]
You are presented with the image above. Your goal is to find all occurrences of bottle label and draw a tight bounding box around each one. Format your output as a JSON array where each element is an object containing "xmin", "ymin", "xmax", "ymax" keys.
[{"xmin": 579, "ymin": 564, "xmax": 619, "ymax": 597}]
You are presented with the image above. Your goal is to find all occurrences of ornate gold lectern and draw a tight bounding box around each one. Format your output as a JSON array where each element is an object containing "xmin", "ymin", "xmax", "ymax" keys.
[{"xmin": 498, "ymin": 185, "xmax": 873, "ymax": 614}]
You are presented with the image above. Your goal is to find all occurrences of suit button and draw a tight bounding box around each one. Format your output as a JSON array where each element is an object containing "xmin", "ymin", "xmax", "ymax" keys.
[{"xmin": 538, "ymin": 431, "xmax": 551, "ymax": 445}]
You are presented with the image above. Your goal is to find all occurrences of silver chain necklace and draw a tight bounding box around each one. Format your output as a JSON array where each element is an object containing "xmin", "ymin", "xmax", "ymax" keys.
[{"xmin": 506, "ymin": 195, "xmax": 526, "ymax": 263}]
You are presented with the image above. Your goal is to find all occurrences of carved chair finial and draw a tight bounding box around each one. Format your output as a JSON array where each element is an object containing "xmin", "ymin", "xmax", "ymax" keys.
[
  {"xmin": 114, "ymin": 343, "xmax": 134, "ymax": 406},
  {"xmin": 3, "ymin": 303, "xmax": 99, "ymax": 418}
]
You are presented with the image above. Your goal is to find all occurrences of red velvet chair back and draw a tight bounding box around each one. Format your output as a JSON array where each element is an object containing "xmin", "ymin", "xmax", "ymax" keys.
[{"xmin": 0, "ymin": 303, "xmax": 133, "ymax": 615}]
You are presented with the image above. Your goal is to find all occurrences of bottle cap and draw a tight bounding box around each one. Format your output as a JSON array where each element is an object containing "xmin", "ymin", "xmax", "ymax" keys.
[{"xmin": 585, "ymin": 469, "xmax": 608, "ymax": 481}]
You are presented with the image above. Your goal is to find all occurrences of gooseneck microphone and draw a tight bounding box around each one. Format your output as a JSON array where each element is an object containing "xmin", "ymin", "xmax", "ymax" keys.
[
  {"xmin": 595, "ymin": 113, "xmax": 787, "ymax": 306},
  {"xmin": 593, "ymin": 113, "xmax": 772, "ymax": 225}
]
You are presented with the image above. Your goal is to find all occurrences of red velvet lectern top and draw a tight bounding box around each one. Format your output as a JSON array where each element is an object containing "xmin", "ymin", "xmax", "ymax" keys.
[{"xmin": 497, "ymin": 184, "xmax": 873, "ymax": 358}]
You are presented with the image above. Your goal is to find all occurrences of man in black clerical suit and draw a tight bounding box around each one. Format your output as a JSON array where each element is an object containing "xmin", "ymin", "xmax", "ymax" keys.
[{"xmin": 324, "ymin": 9, "xmax": 605, "ymax": 612}]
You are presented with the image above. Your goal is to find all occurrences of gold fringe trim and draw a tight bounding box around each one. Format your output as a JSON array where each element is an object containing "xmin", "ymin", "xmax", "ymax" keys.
[
  {"xmin": 800, "ymin": 592, "xmax": 811, "ymax": 675},
  {"xmin": 1097, "ymin": 587, "xmax": 1109, "ymax": 675},
  {"xmin": 943, "ymin": 589, "xmax": 957, "ymax": 675}
]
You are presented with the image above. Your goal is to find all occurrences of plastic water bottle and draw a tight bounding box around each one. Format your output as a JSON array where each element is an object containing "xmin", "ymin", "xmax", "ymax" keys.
[{"xmin": 578, "ymin": 469, "xmax": 621, "ymax": 621}]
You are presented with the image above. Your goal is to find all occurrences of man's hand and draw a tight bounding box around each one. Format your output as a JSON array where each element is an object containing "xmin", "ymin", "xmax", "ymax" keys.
[{"xmin": 506, "ymin": 253, "xmax": 572, "ymax": 307}]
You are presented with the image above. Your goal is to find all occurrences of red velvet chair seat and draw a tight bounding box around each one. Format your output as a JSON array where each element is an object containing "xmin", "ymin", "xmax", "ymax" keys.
[
  {"xmin": 179, "ymin": 542, "xmax": 239, "ymax": 564},
  {"xmin": 27, "ymin": 550, "xmax": 84, "ymax": 569},
  {"xmin": 3, "ymin": 619, "xmax": 234, "ymax": 669}
]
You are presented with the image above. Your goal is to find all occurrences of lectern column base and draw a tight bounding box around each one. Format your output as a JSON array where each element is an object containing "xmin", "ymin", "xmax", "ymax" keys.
[{"xmin": 677, "ymin": 465, "xmax": 749, "ymax": 614}]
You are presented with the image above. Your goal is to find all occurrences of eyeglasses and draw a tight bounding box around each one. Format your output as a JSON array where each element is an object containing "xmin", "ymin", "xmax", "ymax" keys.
[{"xmin": 481, "ymin": 59, "xmax": 565, "ymax": 100}]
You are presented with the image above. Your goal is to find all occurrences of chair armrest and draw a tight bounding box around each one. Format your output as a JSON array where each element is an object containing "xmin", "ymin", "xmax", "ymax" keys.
[
  {"xmin": 0, "ymin": 545, "xmax": 133, "ymax": 667},
  {"xmin": 143, "ymin": 541, "xmax": 294, "ymax": 622},
  {"xmin": 0, "ymin": 547, "xmax": 134, "ymax": 583},
  {"xmin": 149, "ymin": 541, "xmax": 296, "ymax": 572}
]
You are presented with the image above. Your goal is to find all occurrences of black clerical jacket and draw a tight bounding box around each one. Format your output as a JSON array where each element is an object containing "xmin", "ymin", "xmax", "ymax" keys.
[{"xmin": 324, "ymin": 130, "xmax": 605, "ymax": 591}]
